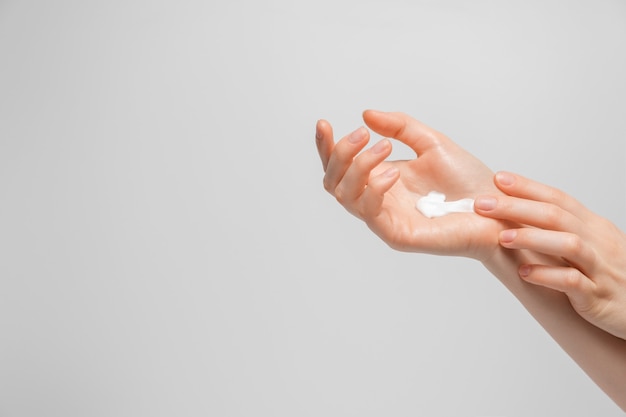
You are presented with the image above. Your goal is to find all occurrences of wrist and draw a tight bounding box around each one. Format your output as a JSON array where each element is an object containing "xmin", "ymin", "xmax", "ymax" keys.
[{"xmin": 481, "ymin": 246, "xmax": 537, "ymax": 294}]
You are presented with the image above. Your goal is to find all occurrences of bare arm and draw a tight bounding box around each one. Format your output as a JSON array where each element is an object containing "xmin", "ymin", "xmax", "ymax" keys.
[
  {"xmin": 476, "ymin": 173, "xmax": 626, "ymax": 409},
  {"xmin": 484, "ymin": 247, "xmax": 626, "ymax": 410},
  {"xmin": 316, "ymin": 110, "xmax": 626, "ymax": 410}
]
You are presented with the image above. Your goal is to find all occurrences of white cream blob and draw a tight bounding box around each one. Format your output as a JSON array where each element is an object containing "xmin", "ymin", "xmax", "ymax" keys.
[{"xmin": 416, "ymin": 191, "xmax": 475, "ymax": 218}]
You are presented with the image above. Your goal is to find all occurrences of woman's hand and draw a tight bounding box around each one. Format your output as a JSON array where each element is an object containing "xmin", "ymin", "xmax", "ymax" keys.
[
  {"xmin": 475, "ymin": 172, "xmax": 626, "ymax": 340},
  {"xmin": 316, "ymin": 110, "xmax": 507, "ymax": 260}
]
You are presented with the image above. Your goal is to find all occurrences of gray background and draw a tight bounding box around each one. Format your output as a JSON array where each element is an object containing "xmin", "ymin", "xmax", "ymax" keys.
[{"xmin": 1, "ymin": 0, "xmax": 625, "ymax": 416}]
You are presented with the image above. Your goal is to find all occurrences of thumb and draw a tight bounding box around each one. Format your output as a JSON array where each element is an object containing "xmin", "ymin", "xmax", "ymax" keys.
[{"xmin": 362, "ymin": 110, "xmax": 445, "ymax": 155}]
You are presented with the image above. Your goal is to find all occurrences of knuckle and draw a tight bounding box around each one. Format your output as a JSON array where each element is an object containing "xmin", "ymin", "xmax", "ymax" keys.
[
  {"xmin": 544, "ymin": 204, "xmax": 562, "ymax": 225},
  {"xmin": 352, "ymin": 154, "xmax": 368, "ymax": 171},
  {"xmin": 334, "ymin": 141, "xmax": 357, "ymax": 162},
  {"xmin": 334, "ymin": 186, "xmax": 347, "ymax": 205},
  {"xmin": 563, "ymin": 268, "xmax": 582, "ymax": 290},
  {"xmin": 545, "ymin": 187, "xmax": 564, "ymax": 205},
  {"xmin": 391, "ymin": 113, "xmax": 408, "ymax": 138},
  {"xmin": 564, "ymin": 234, "xmax": 584, "ymax": 256},
  {"xmin": 498, "ymin": 197, "xmax": 515, "ymax": 213},
  {"xmin": 595, "ymin": 216, "xmax": 616, "ymax": 235}
]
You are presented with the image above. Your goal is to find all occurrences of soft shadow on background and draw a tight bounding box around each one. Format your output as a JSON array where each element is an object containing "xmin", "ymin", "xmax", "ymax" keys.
[{"xmin": 1, "ymin": 1, "xmax": 625, "ymax": 416}]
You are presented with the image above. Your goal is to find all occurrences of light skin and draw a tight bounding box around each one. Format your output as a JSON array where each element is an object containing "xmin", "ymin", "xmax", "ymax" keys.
[
  {"xmin": 474, "ymin": 173, "xmax": 626, "ymax": 341},
  {"xmin": 316, "ymin": 110, "xmax": 626, "ymax": 410},
  {"xmin": 316, "ymin": 109, "xmax": 509, "ymax": 260}
]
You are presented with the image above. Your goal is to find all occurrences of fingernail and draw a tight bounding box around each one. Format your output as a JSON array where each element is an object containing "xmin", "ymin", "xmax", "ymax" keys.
[
  {"xmin": 474, "ymin": 196, "xmax": 497, "ymax": 210},
  {"xmin": 496, "ymin": 171, "xmax": 515, "ymax": 186},
  {"xmin": 349, "ymin": 127, "xmax": 367, "ymax": 143},
  {"xmin": 372, "ymin": 139, "xmax": 390, "ymax": 154},
  {"xmin": 383, "ymin": 167, "xmax": 399, "ymax": 178},
  {"xmin": 315, "ymin": 122, "xmax": 323, "ymax": 141},
  {"xmin": 499, "ymin": 229, "xmax": 517, "ymax": 243},
  {"xmin": 519, "ymin": 265, "xmax": 531, "ymax": 277}
]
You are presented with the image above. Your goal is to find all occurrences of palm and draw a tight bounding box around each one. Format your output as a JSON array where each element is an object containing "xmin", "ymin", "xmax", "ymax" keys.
[
  {"xmin": 317, "ymin": 110, "xmax": 512, "ymax": 261},
  {"xmin": 368, "ymin": 141, "xmax": 506, "ymax": 260}
]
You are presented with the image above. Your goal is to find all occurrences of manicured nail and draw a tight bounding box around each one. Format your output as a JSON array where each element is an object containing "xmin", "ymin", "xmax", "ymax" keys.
[
  {"xmin": 372, "ymin": 139, "xmax": 390, "ymax": 154},
  {"xmin": 496, "ymin": 171, "xmax": 515, "ymax": 186},
  {"xmin": 349, "ymin": 127, "xmax": 367, "ymax": 143},
  {"xmin": 519, "ymin": 265, "xmax": 531, "ymax": 277},
  {"xmin": 474, "ymin": 196, "xmax": 497, "ymax": 210},
  {"xmin": 499, "ymin": 229, "xmax": 517, "ymax": 243}
]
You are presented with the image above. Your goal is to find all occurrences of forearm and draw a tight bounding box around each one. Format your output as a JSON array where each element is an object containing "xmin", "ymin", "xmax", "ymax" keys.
[{"xmin": 483, "ymin": 248, "xmax": 626, "ymax": 410}]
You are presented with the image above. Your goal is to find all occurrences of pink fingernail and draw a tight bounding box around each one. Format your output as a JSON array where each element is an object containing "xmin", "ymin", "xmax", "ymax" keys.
[
  {"xmin": 349, "ymin": 127, "xmax": 367, "ymax": 143},
  {"xmin": 474, "ymin": 197, "xmax": 497, "ymax": 210},
  {"xmin": 519, "ymin": 265, "xmax": 531, "ymax": 277},
  {"xmin": 499, "ymin": 229, "xmax": 517, "ymax": 243},
  {"xmin": 496, "ymin": 172, "xmax": 515, "ymax": 186},
  {"xmin": 372, "ymin": 139, "xmax": 390, "ymax": 154},
  {"xmin": 383, "ymin": 167, "xmax": 399, "ymax": 178}
]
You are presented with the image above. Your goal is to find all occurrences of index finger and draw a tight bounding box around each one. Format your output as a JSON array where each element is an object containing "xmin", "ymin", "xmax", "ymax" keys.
[
  {"xmin": 474, "ymin": 194, "xmax": 585, "ymax": 235},
  {"xmin": 492, "ymin": 171, "xmax": 592, "ymax": 222}
]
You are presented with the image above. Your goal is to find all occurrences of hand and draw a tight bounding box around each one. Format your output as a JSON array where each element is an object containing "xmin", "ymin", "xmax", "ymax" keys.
[
  {"xmin": 474, "ymin": 172, "xmax": 626, "ymax": 340},
  {"xmin": 315, "ymin": 110, "xmax": 507, "ymax": 260}
]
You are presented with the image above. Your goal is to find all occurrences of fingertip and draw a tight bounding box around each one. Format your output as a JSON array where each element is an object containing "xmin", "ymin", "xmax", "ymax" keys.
[
  {"xmin": 315, "ymin": 119, "xmax": 334, "ymax": 171},
  {"xmin": 348, "ymin": 126, "xmax": 369, "ymax": 144},
  {"xmin": 362, "ymin": 109, "xmax": 383, "ymax": 117},
  {"xmin": 362, "ymin": 109, "xmax": 403, "ymax": 128},
  {"xmin": 362, "ymin": 109, "xmax": 384, "ymax": 127},
  {"xmin": 519, "ymin": 264, "xmax": 531, "ymax": 278},
  {"xmin": 473, "ymin": 196, "xmax": 497, "ymax": 211},
  {"xmin": 499, "ymin": 229, "xmax": 517, "ymax": 244},
  {"xmin": 316, "ymin": 119, "xmax": 331, "ymax": 139},
  {"xmin": 382, "ymin": 166, "xmax": 399, "ymax": 179},
  {"xmin": 315, "ymin": 121, "xmax": 323, "ymax": 141},
  {"xmin": 371, "ymin": 138, "xmax": 392, "ymax": 155},
  {"xmin": 361, "ymin": 167, "xmax": 400, "ymax": 218},
  {"xmin": 495, "ymin": 171, "xmax": 516, "ymax": 187}
]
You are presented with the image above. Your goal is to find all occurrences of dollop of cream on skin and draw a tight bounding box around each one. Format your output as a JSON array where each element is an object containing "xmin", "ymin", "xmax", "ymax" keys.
[{"xmin": 416, "ymin": 191, "xmax": 475, "ymax": 218}]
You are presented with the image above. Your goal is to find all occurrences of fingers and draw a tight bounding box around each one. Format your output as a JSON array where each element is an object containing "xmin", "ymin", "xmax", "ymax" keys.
[
  {"xmin": 474, "ymin": 194, "xmax": 584, "ymax": 234},
  {"xmin": 499, "ymin": 228, "xmax": 596, "ymax": 273},
  {"xmin": 362, "ymin": 109, "xmax": 445, "ymax": 155},
  {"xmin": 360, "ymin": 167, "xmax": 400, "ymax": 218},
  {"xmin": 315, "ymin": 119, "xmax": 334, "ymax": 171},
  {"xmin": 335, "ymin": 139, "xmax": 393, "ymax": 205},
  {"xmin": 315, "ymin": 117, "xmax": 400, "ymax": 219},
  {"xmin": 491, "ymin": 171, "xmax": 590, "ymax": 220},
  {"xmin": 322, "ymin": 126, "xmax": 370, "ymax": 194},
  {"xmin": 518, "ymin": 264, "xmax": 596, "ymax": 311}
]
